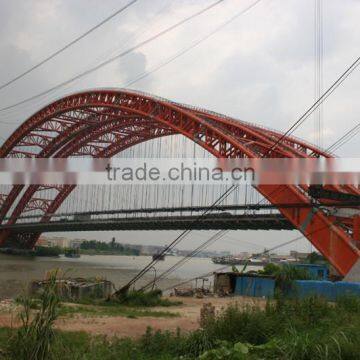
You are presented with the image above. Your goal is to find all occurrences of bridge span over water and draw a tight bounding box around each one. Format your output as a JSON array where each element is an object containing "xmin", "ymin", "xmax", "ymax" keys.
[
  {"xmin": 0, "ymin": 213, "xmax": 292, "ymax": 233},
  {"xmin": 0, "ymin": 89, "xmax": 359, "ymax": 278}
]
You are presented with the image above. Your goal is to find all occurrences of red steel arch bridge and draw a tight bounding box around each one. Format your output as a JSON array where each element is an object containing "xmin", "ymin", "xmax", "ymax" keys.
[{"xmin": 0, "ymin": 89, "xmax": 359, "ymax": 278}]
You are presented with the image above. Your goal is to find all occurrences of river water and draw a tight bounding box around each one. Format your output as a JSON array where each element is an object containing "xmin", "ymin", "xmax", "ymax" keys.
[{"xmin": 0, "ymin": 254, "xmax": 249, "ymax": 299}]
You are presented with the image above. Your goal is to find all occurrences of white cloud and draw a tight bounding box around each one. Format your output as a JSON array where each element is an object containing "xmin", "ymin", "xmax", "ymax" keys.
[{"xmin": 0, "ymin": 0, "xmax": 359, "ymax": 251}]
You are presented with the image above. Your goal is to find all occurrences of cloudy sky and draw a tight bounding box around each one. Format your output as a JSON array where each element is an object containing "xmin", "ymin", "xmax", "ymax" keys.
[{"xmin": 0, "ymin": 0, "xmax": 359, "ymax": 254}]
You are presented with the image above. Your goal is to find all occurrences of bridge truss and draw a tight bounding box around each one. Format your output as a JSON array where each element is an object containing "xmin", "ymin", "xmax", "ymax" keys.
[{"xmin": 0, "ymin": 89, "xmax": 359, "ymax": 277}]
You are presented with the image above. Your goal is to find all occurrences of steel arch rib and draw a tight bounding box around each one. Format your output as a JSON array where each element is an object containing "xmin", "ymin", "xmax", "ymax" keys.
[
  {"xmin": 0, "ymin": 89, "xmax": 359, "ymax": 276},
  {"xmin": 19, "ymin": 129, "xmax": 176, "ymax": 248},
  {"xmin": 0, "ymin": 107, "xmax": 131, "ymax": 221},
  {"xmin": 5, "ymin": 117, "xmax": 171, "ymax": 225},
  {"xmin": 0, "ymin": 122, "xmax": 174, "ymax": 246}
]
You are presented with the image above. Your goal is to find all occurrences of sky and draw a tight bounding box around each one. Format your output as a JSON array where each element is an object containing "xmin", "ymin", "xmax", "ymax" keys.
[{"xmin": 0, "ymin": 0, "xmax": 359, "ymax": 255}]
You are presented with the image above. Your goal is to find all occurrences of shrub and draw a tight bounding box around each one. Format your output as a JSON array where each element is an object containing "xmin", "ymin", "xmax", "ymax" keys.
[
  {"xmin": 8, "ymin": 270, "xmax": 60, "ymax": 360},
  {"xmin": 115, "ymin": 289, "xmax": 181, "ymax": 307},
  {"xmin": 336, "ymin": 295, "xmax": 360, "ymax": 314},
  {"xmin": 260, "ymin": 263, "xmax": 281, "ymax": 276},
  {"xmin": 2, "ymin": 289, "xmax": 360, "ymax": 359}
]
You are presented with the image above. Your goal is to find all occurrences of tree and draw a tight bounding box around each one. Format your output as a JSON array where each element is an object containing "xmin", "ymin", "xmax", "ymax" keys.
[{"xmin": 306, "ymin": 252, "xmax": 326, "ymax": 264}]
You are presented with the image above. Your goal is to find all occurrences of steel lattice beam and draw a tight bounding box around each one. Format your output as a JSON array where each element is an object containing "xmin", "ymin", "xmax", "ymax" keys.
[{"xmin": 0, "ymin": 89, "xmax": 359, "ymax": 277}]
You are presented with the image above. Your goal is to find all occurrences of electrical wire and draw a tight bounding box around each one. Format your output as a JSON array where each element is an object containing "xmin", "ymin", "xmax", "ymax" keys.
[
  {"xmin": 221, "ymin": 54, "xmax": 360, "ymax": 209},
  {"xmin": 158, "ymin": 116, "xmax": 360, "ymax": 283},
  {"xmin": 0, "ymin": 0, "xmax": 139, "ymax": 92},
  {"xmin": 263, "ymin": 55, "xmax": 360, "ymax": 157},
  {"xmin": 0, "ymin": 0, "xmax": 263, "ymax": 128},
  {"xmin": 192, "ymin": 230, "xmax": 265, "ymax": 250},
  {"xmin": 124, "ymin": 0, "xmax": 263, "ymax": 88},
  {"xmin": 161, "ymin": 221, "xmax": 337, "ymax": 292},
  {"xmin": 0, "ymin": 0, "xmax": 224, "ymax": 113},
  {"xmin": 326, "ymin": 121, "xmax": 360, "ymax": 153},
  {"xmin": 140, "ymin": 230, "xmax": 229, "ymax": 290},
  {"xmin": 122, "ymin": 52, "xmax": 360, "ymax": 290},
  {"xmin": 0, "ymin": 1, "xmax": 171, "ymax": 122},
  {"xmin": 115, "ymin": 184, "xmax": 236, "ymax": 293},
  {"xmin": 256, "ymin": 118, "xmax": 360, "ymax": 213},
  {"xmin": 3, "ymin": 1, "xmax": 357, "ymax": 291}
]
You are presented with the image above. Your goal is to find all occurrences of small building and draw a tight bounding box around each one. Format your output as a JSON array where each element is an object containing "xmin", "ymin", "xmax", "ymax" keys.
[
  {"xmin": 30, "ymin": 278, "xmax": 113, "ymax": 300},
  {"xmin": 234, "ymin": 274, "xmax": 275, "ymax": 298},
  {"xmin": 292, "ymin": 263, "xmax": 329, "ymax": 280},
  {"xmin": 213, "ymin": 272, "xmax": 276, "ymax": 298},
  {"xmin": 213, "ymin": 272, "xmax": 239, "ymax": 295}
]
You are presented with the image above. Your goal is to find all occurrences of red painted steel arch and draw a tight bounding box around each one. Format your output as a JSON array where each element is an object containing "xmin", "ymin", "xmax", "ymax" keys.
[{"xmin": 0, "ymin": 89, "xmax": 359, "ymax": 276}]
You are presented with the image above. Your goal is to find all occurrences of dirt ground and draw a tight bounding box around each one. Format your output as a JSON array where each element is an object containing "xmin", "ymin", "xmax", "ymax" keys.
[{"xmin": 0, "ymin": 296, "xmax": 266, "ymax": 339}]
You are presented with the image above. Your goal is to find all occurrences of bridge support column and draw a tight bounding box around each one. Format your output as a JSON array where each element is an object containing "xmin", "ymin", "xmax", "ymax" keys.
[{"xmin": 0, "ymin": 230, "xmax": 10, "ymax": 247}]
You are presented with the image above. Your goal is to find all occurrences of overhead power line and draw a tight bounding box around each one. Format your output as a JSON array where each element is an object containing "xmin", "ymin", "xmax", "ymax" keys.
[
  {"xmin": 207, "ymin": 55, "xmax": 360, "ymax": 210},
  {"xmin": 161, "ymin": 221, "xmax": 338, "ymax": 293},
  {"xmin": 148, "ymin": 132, "xmax": 360, "ymax": 288},
  {"xmin": 114, "ymin": 185, "xmax": 235, "ymax": 294},
  {"xmin": 0, "ymin": 0, "xmax": 262, "ymax": 124},
  {"xmin": 118, "ymin": 53, "xmax": 360, "ymax": 292},
  {"xmin": 0, "ymin": 1, "xmax": 170, "ymax": 122},
  {"xmin": 191, "ymin": 55, "xmax": 360, "ymax": 232},
  {"xmin": 264, "ymin": 55, "xmax": 360, "ymax": 157},
  {"xmin": 314, "ymin": 0, "xmax": 324, "ymax": 149},
  {"xmin": 125, "ymin": 0, "xmax": 263, "ymax": 87},
  {"xmin": 326, "ymin": 121, "xmax": 360, "ymax": 153},
  {"xmin": 0, "ymin": 0, "xmax": 138, "ymax": 92},
  {"xmin": 0, "ymin": 0, "xmax": 224, "ymax": 113},
  {"xmin": 140, "ymin": 230, "xmax": 229, "ymax": 290}
]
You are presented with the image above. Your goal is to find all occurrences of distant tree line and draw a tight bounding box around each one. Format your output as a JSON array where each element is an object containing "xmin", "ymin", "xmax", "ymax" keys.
[{"xmin": 80, "ymin": 239, "xmax": 140, "ymax": 255}]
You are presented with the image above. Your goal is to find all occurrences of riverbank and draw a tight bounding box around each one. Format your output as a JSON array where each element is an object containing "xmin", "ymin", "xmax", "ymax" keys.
[
  {"xmin": 0, "ymin": 296, "xmax": 254, "ymax": 338},
  {"xmin": 0, "ymin": 293, "xmax": 359, "ymax": 359},
  {"xmin": 0, "ymin": 253, "xmax": 237, "ymax": 299}
]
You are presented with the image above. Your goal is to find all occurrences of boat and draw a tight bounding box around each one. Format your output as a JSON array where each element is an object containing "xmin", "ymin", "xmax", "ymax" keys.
[{"xmin": 211, "ymin": 256, "xmax": 268, "ymax": 266}]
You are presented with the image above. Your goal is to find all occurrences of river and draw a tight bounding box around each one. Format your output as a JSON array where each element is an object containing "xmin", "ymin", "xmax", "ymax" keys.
[{"xmin": 0, "ymin": 254, "xmax": 255, "ymax": 299}]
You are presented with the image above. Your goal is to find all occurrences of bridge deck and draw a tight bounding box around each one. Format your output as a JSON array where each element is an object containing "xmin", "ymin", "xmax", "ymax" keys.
[{"xmin": 1, "ymin": 213, "xmax": 293, "ymax": 232}]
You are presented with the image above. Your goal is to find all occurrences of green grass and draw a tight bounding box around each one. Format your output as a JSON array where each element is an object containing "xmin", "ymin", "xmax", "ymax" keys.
[
  {"xmin": 58, "ymin": 303, "xmax": 179, "ymax": 319},
  {"xmin": 8, "ymin": 270, "xmax": 60, "ymax": 360},
  {"xmin": 20, "ymin": 296, "xmax": 180, "ymax": 319},
  {"xmin": 21, "ymin": 282, "xmax": 182, "ymax": 321},
  {"xmin": 113, "ymin": 289, "xmax": 183, "ymax": 307},
  {"xmin": 3, "ymin": 291, "xmax": 360, "ymax": 359}
]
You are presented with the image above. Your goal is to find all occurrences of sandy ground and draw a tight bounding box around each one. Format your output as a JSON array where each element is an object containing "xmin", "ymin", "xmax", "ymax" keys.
[{"xmin": 0, "ymin": 296, "xmax": 266, "ymax": 339}]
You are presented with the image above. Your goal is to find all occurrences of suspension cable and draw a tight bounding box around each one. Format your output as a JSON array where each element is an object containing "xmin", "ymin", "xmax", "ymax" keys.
[
  {"xmin": 120, "ymin": 53, "xmax": 360, "ymax": 291},
  {"xmin": 151, "ymin": 118, "xmax": 360, "ymax": 286}
]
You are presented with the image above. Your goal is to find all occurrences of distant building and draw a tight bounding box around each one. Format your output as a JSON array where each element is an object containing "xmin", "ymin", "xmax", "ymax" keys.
[
  {"xmin": 37, "ymin": 236, "xmax": 70, "ymax": 248},
  {"xmin": 36, "ymin": 236, "xmax": 49, "ymax": 247},
  {"xmin": 290, "ymin": 251, "xmax": 310, "ymax": 261}
]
